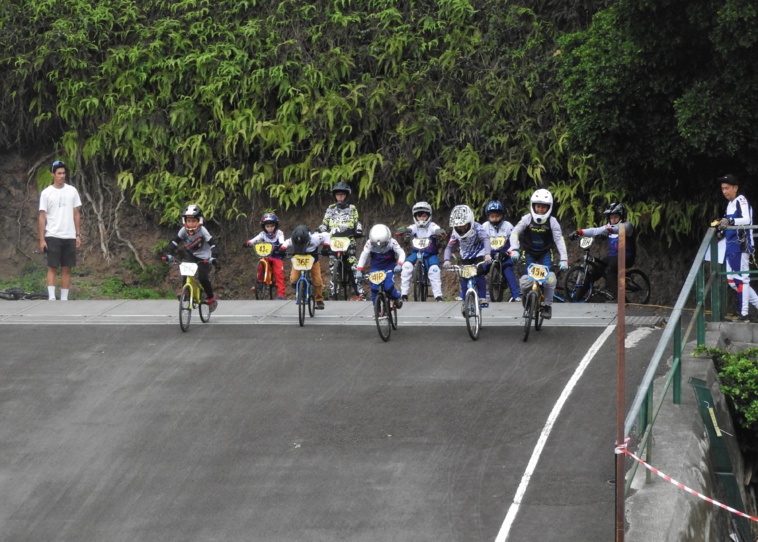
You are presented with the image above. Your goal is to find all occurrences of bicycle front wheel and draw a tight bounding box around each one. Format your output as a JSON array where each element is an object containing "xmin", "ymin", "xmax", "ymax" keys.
[
  {"xmin": 564, "ymin": 266, "xmax": 592, "ymax": 303},
  {"xmin": 254, "ymin": 261, "xmax": 266, "ymax": 300},
  {"xmin": 464, "ymin": 290, "xmax": 480, "ymax": 341},
  {"xmin": 523, "ymin": 291, "xmax": 537, "ymax": 342},
  {"xmin": 625, "ymin": 269, "xmax": 651, "ymax": 304},
  {"xmin": 308, "ymin": 281, "xmax": 316, "ymax": 317},
  {"xmin": 199, "ymin": 291, "xmax": 211, "ymax": 323},
  {"xmin": 298, "ymin": 280, "xmax": 307, "ymax": 326},
  {"xmin": 179, "ymin": 284, "xmax": 192, "ymax": 332},
  {"xmin": 535, "ymin": 294, "xmax": 544, "ymax": 331},
  {"xmin": 489, "ymin": 260, "xmax": 504, "ymax": 302},
  {"xmin": 390, "ymin": 297, "xmax": 398, "ymax": 330},
  {"xmin": 375, "ymin": 293, "xmax": 391, "ymax": 342}
]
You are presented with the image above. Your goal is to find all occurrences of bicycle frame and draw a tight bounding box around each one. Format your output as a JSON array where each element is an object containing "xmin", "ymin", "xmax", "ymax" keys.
[
  {"xmin": 446, "ymin": 262, "xmax": 486, "ymax": 340},
  {"xmin": 252, "ymin": 243, "xmax": 276, "ymax": 299},
  {"xmin": 292, "ymin": 254, "xmax": 316, "ymax": 326}
]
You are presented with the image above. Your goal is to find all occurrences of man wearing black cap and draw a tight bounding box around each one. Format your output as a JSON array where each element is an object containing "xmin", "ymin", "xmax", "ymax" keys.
[{"xmin": 718, "ymin": 174, "xmax": 758, "ymax": 321}]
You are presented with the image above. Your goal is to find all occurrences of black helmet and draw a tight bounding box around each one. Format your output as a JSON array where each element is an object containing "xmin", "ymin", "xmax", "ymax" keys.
[
  {"xmin": 332, "ymin": 182, "xmax": 352, "ymax": 208},
  {"xmin": 291, "ymin": 224, "xmax": 311, "ymax": 253},
  {"xmin": 603, "ymin": 202, "xmax": 626, "ymax": 221}
]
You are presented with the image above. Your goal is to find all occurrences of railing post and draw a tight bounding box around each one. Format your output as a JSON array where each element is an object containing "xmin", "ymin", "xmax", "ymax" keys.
[
  {"xmin": 673, "ymin": 318, "xmax": 682, "ymax": 404},
  {"xmin": 645, "ymin": 387, "xmax": 653, "ymax": 484},
  {"xmin": 697, "ymin": 267, "xmax": 705, "ymax": 346},
  {"xmin": 710, "ymin": 235, "xmax": 722, "ymax": 322}
]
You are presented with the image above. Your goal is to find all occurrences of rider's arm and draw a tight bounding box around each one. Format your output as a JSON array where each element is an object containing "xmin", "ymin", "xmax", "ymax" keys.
[
  {"xmin": 443, "ymin": 235, "xmax": 458, "ymax": 263},
  {"xmin": 477, "ymin": 226, "xmax": 492, "ymax": 255},
  {"xmin": 550, "ymin": 218, "xmax": 568, "ymax": 262},
  {"xmin": 733, "ymin": 195, "xmax": 752, "ymax": 226},
  {"xmin": 577, "ymin": 226, "xmax": 608, "ymax": 237},
  {"xmin": 356, "ymin": 239, "xmax": 371, "ymax": 270},
  {"xmin": 509, "ymin": 219, "xmax": 526, "ymax": 251},
  {"xmin": 391, "ymin": 239, "xmax": 406, "ymax": 266}
]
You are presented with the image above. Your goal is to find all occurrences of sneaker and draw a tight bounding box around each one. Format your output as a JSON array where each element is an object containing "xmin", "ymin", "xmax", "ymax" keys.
[
  {"xmin": 394, "ymin": 298, "xmax": 403, "ymax": 309},
  {"xmin": 512, "ymin": 297, "xmax": 522, "ymax": 303},
  {"xmin": 316, "ymin": 301, "xmax": 325, "ymax": 310},
  {"xmin": 727, "ymin": 313, "xmax": 751, "ymax": 322},
  {"xmin": 541, "ymin": 304, "xmax": 552, "ymax": 319},
  {"xmin": 208, "ymin": 297, "xmax": 218, "ymax": 312},
  {"xmin": 277, "ymin": 296, "xmax": 285, "ymax": 300},
  {"xmin": 401, "ymin": 294, "xmax": 409, "ymax": 302},
  {"xmin": 435, "ymin": 296, "xmax": 444, "ymax": 302},
  {"xmin": 48, "ymin": 297, "xmax": 56, "ymax": 301}
]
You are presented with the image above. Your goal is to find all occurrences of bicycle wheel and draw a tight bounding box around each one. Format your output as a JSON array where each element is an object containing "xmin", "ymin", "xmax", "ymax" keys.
[
  {"xmin": 254, "ymin": 261, "xmax": 266, "ymax": 300},
  {"xmin": 488, "ymin": 260, "xmax": 504, "ymax": 302},
  {"xmin": 375, "ymin": 293, "xmax": 391, "ymax": 342},
  {"xmin": 298, "ymin": 280, "xmax": 307, "ymax": 326},
  {"xmin": 625, "ymin": 269, "xmax": 651, "ymax": 304},
  {"xmin": 412, "ymin": 262, "xmax": 422, "ymax": 301},
  {"xmin": 535, "ymin": 294, "xmax": 544, "ymax": 331},
  {"xmin": 564, "ymin": 266, "xmax": 592, "ymax": 303},
  {"xmin": 390, "ymin": 297, "xmax": 398, "ymax": 330},
  {"xmin": 419, "ymin": 263, "xmax": 428, "ymax": 301},
  {"xmin": 523, "ymin": 291, "xmax": 537, "ymax": 342},
  {"xmin": 464, "ymin": 289, "xmax": 480, "ymax": 341},
  {"xmin": 179, "ymin": 284, "xmax": 192, "ymax": 332},
  {"xmin": 330, "ymin": 260, "xmax": 342, "ymax": 300},
  {"xmin": 199, "ymin": 290, "xmax": 211, "ymax": 323},
  {"xmin": 308, "ymin": 281, "xmax": 316, "ymax": 317},
  {"xmin": 268, "ymin": 274, "xmax": 276, "ymax": 300}
]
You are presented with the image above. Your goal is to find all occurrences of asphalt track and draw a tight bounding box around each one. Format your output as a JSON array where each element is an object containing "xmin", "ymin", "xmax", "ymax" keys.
[{"xmin": 0, "ymin": 300, "xmax": 662, "ymax": 541}]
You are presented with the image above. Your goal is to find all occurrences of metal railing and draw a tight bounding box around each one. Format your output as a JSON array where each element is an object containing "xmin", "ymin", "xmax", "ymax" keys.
[{"xmin": 623, "ymin": 225, "xmax": 757, "ymax": 491}]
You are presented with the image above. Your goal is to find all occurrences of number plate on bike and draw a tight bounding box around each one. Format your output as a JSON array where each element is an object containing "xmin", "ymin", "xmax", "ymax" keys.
[
  {"xmin": 411, "ymin": 238, "xmax": 430, "ymax": 250},
  {"xmin": 330, "ymin": 237, "xmax": 351, "ymax": 251},
  {"xmin": 254, "ymin": 243, "xmax": 273, "ymax": 257},
  {"xmin": 460, "ymin": 265, "xmax": 478, "ymax": 278},
  {"xmin": 179, "ymin": 262, "xmax": 198, "ymax": 276},
  {"xmin": 292, "ymin": 254, "xmax": 315, "ymax": 271},
  {"xmin": 490, "ymin": 236, "xmax": 506, "ymax": 250},
  {"xmin": 527, "ymin": 264, "xmax": 549, "ymax": 281},
  {"xmin": 369, "ymin": 271, "xmax": 386, "ymax": 284},
  {"xmin": 579, "ymin": 237, "xmax": 594, "ymax": 249}
]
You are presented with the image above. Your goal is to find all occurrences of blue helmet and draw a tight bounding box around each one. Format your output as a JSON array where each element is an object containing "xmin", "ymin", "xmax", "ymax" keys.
[{"xmin": 485, "ymin": 200, "xmax": 505, "ymax": 226}]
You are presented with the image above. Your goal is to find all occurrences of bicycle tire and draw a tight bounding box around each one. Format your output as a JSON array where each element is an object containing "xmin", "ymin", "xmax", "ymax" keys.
[
  {"xmin": 523, "ymin": 291, "xmax": 537, "ymax": 342},
  {"xmin": 330, "ymin": 259, "xmax": 342, "ymax": 300},
  {"xmin": 412, "ymin": 262, "xmax": 422, "ymax": 301},
  {"xmin": 199, "ymin": 291, "xmax": 211, "ymax": 323},
  {"xmin": 23, "ymin": 292, "xmax": 49, "ymax": 300},
  {"xmin": 420, "ymin": 262, "xmax": 428, "ymax": 302},
  {"xmin": 625, "ymin": 269, "xmax": 651, "ymax": 305},
  {"xmin": 298, "ymin": 280, "xmax": 307, "ymax": 326},
  {"xmin": 308, "ymin": 281, "xmax": 316, "ymax": 317},
  {"xmin": 179, "ymin": 285, "xmax": 192, "ymax": 332},
  {"xmin": 535, "ymin": 294, "xmax": 544, "ymax": 331},
  {"xmin": 464, "ymin": 289, "xmax": 480, "ymax": 341},
  {"xmin": 489, "ymin": 260, "xmax": 504, "ymax": 302},
  {"xmin": 564, "ymin": 265, "xmax": 592, "ymax": 303},
  {"xmin": 254, "ymin": 261, "xmax": 266, "ymax": 300},
  {"xmin": 390, "ymin": 296, "xmax": 398, "ymax": 330},
  {"xmin": 375, "ymin": 293, "xmax": 391, "ymax": 342}
]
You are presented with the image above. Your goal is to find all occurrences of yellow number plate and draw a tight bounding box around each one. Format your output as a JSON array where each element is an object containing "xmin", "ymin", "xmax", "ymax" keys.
[
  {"xmin": 254, "ymin": 243, "xmax": 273, "ymax": 257},
  {"xmin": 369, "ymin": 271, "xmax": 386, "ymax": 284},
  {"xmin": 460, "ymin": 265, "xmax": 478, "ymax": 279},
  {"xmin": 411, "ymin": 237, "xmax": 430, "ymax": 250},
  {"xmin": 292, "ymin": 254, "xmax": 314, "ymax": 271},
  {"xmin": 490, "ymin": 236, "xmax": 506, "ymax": 250},
  {"xmin": 528, "ymin": 264, "xmax": 549, "ymax": 280},
  {"xmin": 330, "ymin": 237, "xmax": 351, "ymax": 251}
]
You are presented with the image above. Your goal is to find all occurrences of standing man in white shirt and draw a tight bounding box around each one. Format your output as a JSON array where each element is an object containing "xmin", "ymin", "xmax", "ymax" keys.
[{"xmin": 38, "ymin": 160, "xmax": 82, "ymax": 300}]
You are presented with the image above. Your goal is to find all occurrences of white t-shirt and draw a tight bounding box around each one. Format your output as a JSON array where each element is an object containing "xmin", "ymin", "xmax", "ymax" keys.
[{"xmin": 39, "ymin": 183, "xmax": 82, "ymax": 239}]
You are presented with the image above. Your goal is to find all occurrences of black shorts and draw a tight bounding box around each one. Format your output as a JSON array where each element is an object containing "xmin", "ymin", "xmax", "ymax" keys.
[{"xmin": 46, "ymin": 237, "xmax": 77, "ymax": 268}]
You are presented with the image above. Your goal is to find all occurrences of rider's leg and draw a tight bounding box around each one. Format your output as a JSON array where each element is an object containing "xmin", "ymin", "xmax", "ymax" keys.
[
  {"xmin": 385, "ymin": 272, "xmax": 402, "ymax": 300},
  {"xmin": 502, "ymin": 260, "xmax": 521, "ymax": 300},
  {"xmin": 604, "ymin": 255, "xmax": 619, "ymax": 295},
  {"xmin": 311, "ymin": 260, "xmax": 324, "ymax": 302},
  {"xmin": 427, "ymin": 255, "xmax": 443, "ymax": 298},
  {"xmin": 272, "ymin": 258, "xmax": 286, "ymax": 298},
  {"xmin": 197, "ymin": 262, "xmax": 215, "ymax": 299},
  {"xmin": 543, "ymin": 271, "xmax": 557, "ymax": 305},
  {"xmin": 400, "ymin": 256, "xmax": 415, "ymax": 295}
]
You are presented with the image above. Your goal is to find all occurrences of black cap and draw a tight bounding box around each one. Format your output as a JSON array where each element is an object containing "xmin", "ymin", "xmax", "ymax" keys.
[
  {"xmin": 718, "ymin": 174, "xmax": 739, "ymax": 186},
  {"xmin": 51, "ymin": 160, "xmax": 66, "ymax": 172}
]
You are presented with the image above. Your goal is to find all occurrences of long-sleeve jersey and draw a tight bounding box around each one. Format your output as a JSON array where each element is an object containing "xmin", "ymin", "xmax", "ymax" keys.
[
  {"xmin": 357, "ymin": 238, "xmax": 405, "ymax": 271},
  {"xmin": 480, "ymin": 221, "xmax": 515, "ymax": 254},
  {"xmin": 281, "ymin": 232, "xmax": 331, "ymax": 256},
  {"xmin": 317, "ymin": 204, "xmax": 362, "ymax": 237},
  {"xmin": 246, "ymin": 229, "xmax": 286, "ymax": 259},
  {"xmin": 578, "ymin": 221, "xmax": 635, "ymax": 260},
  {"xmin": 724, "ymin": 194, "xmax": 754, "ymax": 255},
  {"xmin": 169, "ymin": 225, "xmax": 217, "ymax": 260},
  {"xmin": 509, "ymin": 214, "xmax": 567, "ymax": 262},
  {"xmin": 404, "ymin": 221, "xmax": 444, "ymax": 255},
  {"xmin": 444, "ymin": 223, "xmax": 491, "ymax": 261}
]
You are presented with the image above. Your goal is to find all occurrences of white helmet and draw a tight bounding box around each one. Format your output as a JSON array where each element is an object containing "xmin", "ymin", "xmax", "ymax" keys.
[
  {"xmin": 369, "ymin": 224, "xmax": 392, "ymax": 251},
  {"xmin": 412, "ymin": 201, "xmax": 433, "ymax": 227},
  {"xmin": 530, "ymin": 189, "xmax": 553, "ymax": 225},
  {"xmin": 449, "ymin": 204, "xmax": 476, "ymax": 239}
]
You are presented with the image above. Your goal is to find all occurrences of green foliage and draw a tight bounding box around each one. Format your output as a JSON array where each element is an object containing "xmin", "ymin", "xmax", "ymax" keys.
[
  {"xmin": 0, "ymin": 263, "xmax": 47, "ymax": 293},
  {"xmin": 100, "ymin": 276, "xmax": 161, "ymax": 299}
]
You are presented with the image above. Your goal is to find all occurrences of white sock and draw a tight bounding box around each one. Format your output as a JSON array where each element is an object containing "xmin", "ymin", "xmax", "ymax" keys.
[
  {"xmin": 48, "ymin": 286, "xmax": 56, "ymax": 300},
  {"xmin": 61, "ymin": 288, "xmax": 69, "ymax": 301}
]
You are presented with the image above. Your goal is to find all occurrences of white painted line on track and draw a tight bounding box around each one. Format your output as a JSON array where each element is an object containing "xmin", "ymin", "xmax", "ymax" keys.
[{"xmin": 495, "ymin": 324, "xmax": 616, "ymax": 542}]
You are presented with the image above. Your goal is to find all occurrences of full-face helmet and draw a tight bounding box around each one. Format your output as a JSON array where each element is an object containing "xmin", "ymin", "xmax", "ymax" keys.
[
  {"xmin": 291, "ymin": 224, "xmax": 311, "ymax": 254},
  {"xmin": 529, "ymin": 189, "xmax": 553, "ymax": 225},
  {"xmin": 412, "ymin": 202, "xmax": 433, "ymax": 227},
  {"xmin": 602, "ymin": 202, "xmax": 626, "ymax": 221},
  {"xmin": 332, "ymin": 181, "xmax": 352, "ymax": 209},
  {"xmin": 449, "ymin": 204, "xmax": 476, "ymax": 239},
  {"xmin": 181, "ymin": 204, "xmax": 204, "ymax": 234},
  {"xmin": 260, "ymin": 212, "xmax": 279, "ymax": 230},
  {"xmin": 369, "ymin": 224, "xmax": 392, "ymax": 251},
  {"xmin": 484, "ymin": 200, "xmax": 505, "ymax": 227}
]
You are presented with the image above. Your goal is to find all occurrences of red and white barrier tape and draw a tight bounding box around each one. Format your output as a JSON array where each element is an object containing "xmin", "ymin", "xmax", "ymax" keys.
[{"xmin": 615, "ymin": 438, "xmax": 758, "ymax": 523}]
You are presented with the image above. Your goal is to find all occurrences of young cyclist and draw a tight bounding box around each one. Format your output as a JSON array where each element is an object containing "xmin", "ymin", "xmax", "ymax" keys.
[
  {"xmin": 281, "ymin": 224, "xmax": 330, "ymax": 310},
  {"xmin": 396, "ymin": 201, "xmax": 446, "ymax": 302},
  {"xmin": 355, "ymin": 224, "xmax": 405, "ymax": 307},
  {"xmin": 480, "ymin": 200, "xmax": 521, "ymax": 302},
  {"xmin": 508, "ymin": 189, "xmax": 568, "ymax": 319},
  {"xmin": 568, "ymin": 202, "xmax": 636, "ymax": 300},
  {"xmin": 167, "ymin": 204, "xmax": 220, "ymax": 312},
  {"xmin": 443, "ymin": 204, "xmax": 492, "ymax": 307},
  {"xmin": 244, "ymin": 212, "xmax": 286, "ymax": 299},
  {"xmin": 317, "ymin": 181, "xmax": 364, "ymax": 299}
]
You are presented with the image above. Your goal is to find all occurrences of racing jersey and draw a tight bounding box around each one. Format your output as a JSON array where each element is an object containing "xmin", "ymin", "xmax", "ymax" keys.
[
  {"xmin": 480, "ymin": 220, "xmax": 515, "ymax": 254},
  {"xmin": 444, "ymin": 223, "xmax": 491, "ymax": 261},
  {"xmin": 579, "ymin": 221, "xmax": 636, "ymax": 260},
  {"xmin": 170, "ymin": 226, "xmax": 216, "ymax": 260},
  {"xmin": 509, "ymin": 214, "xmax": 567, "ymax": 262},
  {"xmin": 724, "ymin": 194, "xmax": 754, "ymax": 255},
  {"xmin": 357, "ymin": 238, "xmax": 405, "ymax": 271},
  {"xmin": 318, "ymin": 204, "xmax": 362, "ymax": 237},
  {"xmin": 246, "ymin": 230, "xmax": 286, "ymax": 259},
  {"xmin": 405, "ymin": 221, "xmax": 444, "ymax": 256}
]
